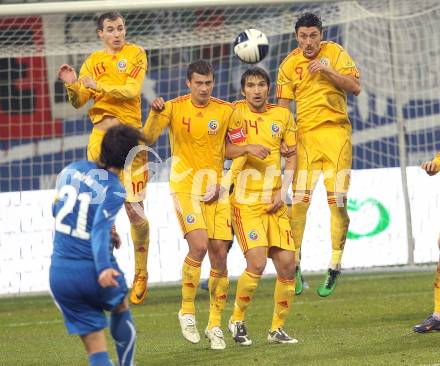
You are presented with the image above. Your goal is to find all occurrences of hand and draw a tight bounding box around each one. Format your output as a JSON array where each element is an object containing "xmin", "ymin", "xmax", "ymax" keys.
[
  {"xmin": 202, "ymin": 184, "xmax": 225, "ymax": 203},
  {"xmin": 421, "ymin": 160, "xmax": 439, "ymax": 176},
  {"xmin": 81, "ymin": 76, "xmax": 97, "ymax": 90},
  {"xmin": 98, "ymin": 268, "xmax": 120, "ymax": 288},
  {"xmin": 150, "ymin": 97, "xmax": 165, "ymax": 112},
  {"xmin": 308, "ymin": 59, "xmax": 331, "ymax": 75},
  {"xmin": 58, "ymin": 64, "xmax": 77, "ymax": 84},
  {"xmin": 266, "ymin": 190, "xmax": 284, "ymax": 214},
  {"xmin": 280, "ymin": 141, "xmax": 296, "ymax": 158},
  {"xmin": 246, "ymin": 144, "xmax": 271, "ymax": 159},
  {"xmin": 111, "ymin": 227, "xmax": 121, "ymax": 249}
]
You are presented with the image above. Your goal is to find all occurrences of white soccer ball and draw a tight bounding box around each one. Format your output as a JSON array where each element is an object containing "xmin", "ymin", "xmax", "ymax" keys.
[{"xmin": 233, "ymin": 29, "xmax": 269, "ymax": 64}]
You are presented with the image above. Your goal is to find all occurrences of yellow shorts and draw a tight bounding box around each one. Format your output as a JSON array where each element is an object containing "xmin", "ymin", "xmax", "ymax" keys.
[
  {"xmin": 231, "ymin": 201, "xmax": 294, "ymax": 254},
  {"xmin": 87, "ymin": 127, "xmax": 148, "ymax": 202},
  {"xmin": 294, "ymin": 124, "xmax": 351, "ymax": 193},
  {"xmin": 172, "ymin": 192, "xmax": 233, "ymax": 241}
]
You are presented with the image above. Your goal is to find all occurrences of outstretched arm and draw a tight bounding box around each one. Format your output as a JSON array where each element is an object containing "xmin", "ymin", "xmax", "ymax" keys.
[
  {"xmin": 143, "ymin": 97, "xmax": 171, "ymax": 145},
  {"xmin": 421, "ymin": 153, "xmax": 440, "ymax": 176},
  {"xmin": 59, "ymin": 63, "xmax": 93, "ymax": 109}
]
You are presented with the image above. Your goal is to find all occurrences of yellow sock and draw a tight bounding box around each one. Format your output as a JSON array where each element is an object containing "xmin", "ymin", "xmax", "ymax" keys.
[
  {"xmin": 207, "ymin": 269, "xmax": 229, "ymax": 329},
  {"xmin": 290, "ymin": 194, "xmax": 311, "ymax": 266},
  {"xmin": 330, "ymin": 250, "xmax": 343, "ymax": 270},
  {"xmin": 434, "ymin": 263, "xmax": 440, "ymax": 313},
  {"xmin": 231, "ymin": 270, "xmax": 261, "ymax": 322},
  {"xmin": 271, "ymin": 277, "xmax": 295, "ymax": 331},
  {"xmin": 181, "ymin": 256, "xmax": 202, "ymax": 315},
  {"xmin": 328, "ymin": 196, "xmax": 350, "ymax": 270},
  {"xmin": 131, "ymin": 219, "xmax": 150, "ymax": 275}
]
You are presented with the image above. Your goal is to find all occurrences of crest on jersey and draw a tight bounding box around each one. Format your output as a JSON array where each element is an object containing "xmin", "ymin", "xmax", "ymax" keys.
[
  {"xmin": 248, "ymin": 230, "xmax": 259, "ymax": 241},
  {"xmin": 186, "ymin": 214, "xmax": 196, "ymax": 224},
  {"xmin": 208, "ymin": 119, "xmax": 219, "ymax": 135},
  {"xmin": 271, "ymin": 122, "xmax": 282, "ymax": 138},
  {"xmin": 117, "ymin": 58, "xmax": 127, "ymax": 72},
  {"xmin": 319, "ymin": 57, "xmax": 329, "ymax": 66}
]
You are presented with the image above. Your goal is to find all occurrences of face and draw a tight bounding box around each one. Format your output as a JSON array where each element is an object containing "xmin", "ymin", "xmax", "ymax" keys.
[
  {"xmin": 295, "ymin": 26, "xmax": 322, "ymax": 59},
  {"xmin": 242, "ymin": 75, "xmax": 269, "ymax": 112},
  {"xmin": 187, "ymin": 72, "xmax": 214, "ymax": 106},
  {"xmin": 98, "ymin": 17, "xmax": 126, "ymax": 52}
]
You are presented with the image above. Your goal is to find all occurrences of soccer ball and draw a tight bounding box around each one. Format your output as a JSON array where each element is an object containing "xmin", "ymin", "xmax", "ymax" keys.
[{"xmin": 233, "ymin": 29, "xmax": 269, "ymax": 64}]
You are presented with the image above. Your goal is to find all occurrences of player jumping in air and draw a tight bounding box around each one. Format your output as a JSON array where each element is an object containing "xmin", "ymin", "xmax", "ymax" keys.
[
  {"xmin": 277, "ymin": 12, "xmax": 361, "ymax": 297},
  {"xmin": 58, "ymin": 12, "xmax": 150, "ymax": 305}
]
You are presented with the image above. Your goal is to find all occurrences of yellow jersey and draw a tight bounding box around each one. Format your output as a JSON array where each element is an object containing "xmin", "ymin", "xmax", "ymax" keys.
[
  {"xmin": 65, "ymin": 42, "xmax": 147, "ymax": 128},
  {"xmin": 144, "ymin": 95, "xmax": 241, "ymax": 195},
  {"xmin": 276, "ymin": 41, "xmax": 359, "ymax": 133},
  {"xmin": 231, "ymin": 100, "xmax": 297, "ymax": 202}
]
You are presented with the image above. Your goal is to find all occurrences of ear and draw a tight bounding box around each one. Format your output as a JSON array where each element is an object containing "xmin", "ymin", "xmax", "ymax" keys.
[
  {"xmin": 241, "ymin": 89, "xmax": 245, "ymax": 97},
  {"xmin": 97, "ymin": 29, "xmax": 103, "ymax": 40},
  {"xmin": 186, "ymin": 79, "xmax": 191, "ymax": 89}
]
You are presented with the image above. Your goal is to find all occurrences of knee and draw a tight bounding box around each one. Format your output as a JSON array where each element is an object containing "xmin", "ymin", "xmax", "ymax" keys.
[
  {"xmin": 191, "ymin": 243, "xmax": 208, "ymax": 260},
  {"xmin": 247, "ymin": 258, "xmax": 267, "ymax": 275},
  {"xmin": 113, "ymin": 298, "xmax": 130, "ymax": 313},
  {"xmin": 210, "ymin": 242, "xmax": 228, "ymax": 261},
  {"xmin": 279, "ymin": 261, "xmax": 296, "ymax": 280}
]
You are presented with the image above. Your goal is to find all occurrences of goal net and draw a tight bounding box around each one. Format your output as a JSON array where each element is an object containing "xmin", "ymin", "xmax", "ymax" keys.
[
  {"xmin": 2, "ymin": 0, "xmax": 440, "ymax": 294},
  {"xmin": 1, "ymin": 0, "xmax": 440, "ymax": 191}
]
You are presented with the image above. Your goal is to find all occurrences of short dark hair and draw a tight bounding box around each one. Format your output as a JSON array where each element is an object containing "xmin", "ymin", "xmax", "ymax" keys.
[
  {"xmin": 97, "ymin": 12, "xmax": 125, "ymax": 31},
  {"xmin": 295, "ymin": 13, "xmax": 322, "ymax": 33},
  {"xmin": 240, "ymin": 67, "xmax": 271, "ymax": 90},
  {"xmin": 100, "ymin": 125, "xmax": 146, "ymax": 170},
  {"xmin": 187, "ymin": 59, "xmax": 215, "ymax": 81}
]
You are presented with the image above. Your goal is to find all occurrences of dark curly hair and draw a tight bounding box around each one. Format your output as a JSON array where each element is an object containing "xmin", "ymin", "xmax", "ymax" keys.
[
  {"xmin": 100, "ymin": 125, "xmax": 146, "ymax": 170},
  {"xmin": 295, "ymin": 13, "xmax": 322, "ymax": 33}
]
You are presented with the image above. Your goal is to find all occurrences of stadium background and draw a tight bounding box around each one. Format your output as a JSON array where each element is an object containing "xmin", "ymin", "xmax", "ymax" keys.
[{"xmin": 1, "ymin": 0, "xmax": 440, "ymax": 295}]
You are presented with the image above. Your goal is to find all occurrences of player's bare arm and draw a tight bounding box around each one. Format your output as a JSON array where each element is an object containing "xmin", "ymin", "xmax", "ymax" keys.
[
  {"xmin": 281, "ymin": 140, "xmax": 296, "ymax": 158},
  {"xmin": 225, "ymin": 140, "xmax": 270, "ymax": 160},
  {"xmin": 308, "ymin": 59, "xmax": 361, "ymax": 96},
  {"xmin": 266, "ymin": 145, "xmax": 296, "ymax": 214},
  {"xmin": 421, "ymin": 160, "xmax": 439, "ymax": 176}
]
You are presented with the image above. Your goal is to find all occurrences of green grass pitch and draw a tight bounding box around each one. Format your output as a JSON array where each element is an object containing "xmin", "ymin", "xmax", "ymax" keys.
[{"xmin": 1, "ymin": 270, "xmax": 439, "ymax": 365}]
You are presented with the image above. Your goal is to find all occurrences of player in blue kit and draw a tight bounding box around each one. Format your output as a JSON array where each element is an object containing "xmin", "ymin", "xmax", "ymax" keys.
[{"xmin": 50, "ymin": 125, "xmax": 146, "ymax": 366}]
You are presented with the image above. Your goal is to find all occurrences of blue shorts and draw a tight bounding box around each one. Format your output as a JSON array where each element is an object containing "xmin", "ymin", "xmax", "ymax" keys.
[{"xmin": 49, "ymin": 258, "xmax": 128, "ymax": 336}]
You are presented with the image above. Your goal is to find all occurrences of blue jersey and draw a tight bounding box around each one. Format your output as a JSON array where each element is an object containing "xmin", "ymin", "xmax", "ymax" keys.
[{"xmin": 52, "ymin": 160, "xmax": 126, "ymax": 275}]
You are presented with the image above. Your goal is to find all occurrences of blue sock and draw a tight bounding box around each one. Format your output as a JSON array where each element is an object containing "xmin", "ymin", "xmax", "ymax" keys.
[
  {"xmin": 111, "ymin": 310, "xmax": 136, "ymax": 366},
  {"xmin": 89, "ymin": 352, "xmax": 113, "ymax": 366}
]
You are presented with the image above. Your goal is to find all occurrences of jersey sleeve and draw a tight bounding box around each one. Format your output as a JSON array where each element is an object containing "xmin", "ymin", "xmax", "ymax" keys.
[
  {"xmin": 276, "ymin": 58, "xmax": 295, "ymax": 100},
  {"xmin": 282, "ymin": 112, "xmax": 297, "ymax": 147},
  {"xmin": 227, "ymin": 107, "xmax": 246, "ymax": 144},
  {"xmin": 64, "ymin": 57, "xmax": 94, "ymax": 109},
  {"xmin": 433, "ymin": 152, "xmax": 440, "ymax": 167},
  {"xmin": 220, "ymin": 106, "xmax": 247, "ymax": 189},
  {"xmin": 143, "ymin": 100, "xmax": 172, "ymax": 145},
  {"xmin": 334, "ymin": 48, "xmax": 360, "ymax": 78},
  {"xmin": 91, "ymin": 186, "xmax": 125, "ymax": 275},
  {"xmin": 95, "ymin": 46, "xmax": 147, "ymax": 100}
]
